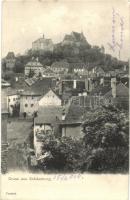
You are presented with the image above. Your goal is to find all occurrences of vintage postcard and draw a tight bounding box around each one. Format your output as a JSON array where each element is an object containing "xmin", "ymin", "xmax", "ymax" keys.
[{"xmin": 1, "ymin": 0, "xmax": 129, "ymax": 199}]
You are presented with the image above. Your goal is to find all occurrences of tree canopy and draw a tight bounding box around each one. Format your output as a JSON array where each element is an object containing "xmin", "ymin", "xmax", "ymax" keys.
[{"xmin": 34, "ymin": 105, "xmax": 128, "ymax": 173}]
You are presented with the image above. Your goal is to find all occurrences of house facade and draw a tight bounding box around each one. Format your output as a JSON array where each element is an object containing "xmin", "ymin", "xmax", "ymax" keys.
[
  {"xmin": 20, "ymin": 92, "xmax": 41, "ymax": 117},
  {"xmin": 32, "ymin": 34, "xmax": 54, "ymax": 52},
  {"xmin": 7, "ymin": 94, "xmax": 20, "ymax": 116},
  {"xmin": 51, "ymin": 61, "xmax": 69, "ymax": 74},
  {"xmin": 70, "ymin": 63, "xmax": 88, "ymax": 76},
  {"xmin": 25, "ymin": 58, "xmax": 44, "ymax": 77},
  {"xmin": 42, "ymin": 67, "xmax": 55, "ymax": 78},
  {"xmin": 39, "ymin": 89, "xmax": 62, "ymax": 107}
]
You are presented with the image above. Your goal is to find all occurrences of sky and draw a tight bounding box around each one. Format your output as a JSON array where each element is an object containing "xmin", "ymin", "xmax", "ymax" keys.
[{"xmin": 2, "ymin": 0, "xmax": 130, "ymax": 61}]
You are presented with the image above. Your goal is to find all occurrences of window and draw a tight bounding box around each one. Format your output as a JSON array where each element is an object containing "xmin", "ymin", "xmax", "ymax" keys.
[
  {"xmin": 32, "ymin": 96, "xmax": 34, "ymax": 99},
  {"xmin": 8, "ymin": 98, "xmax": 10, "ymax": 102},
  {"xmin": 13, "ymin": 98, "xmax": 15, "ymax": 101},
  {"xmin": 31, "ymin": 104, "xmax": 34, "ymax": 107},
  {"xmin": 25, "ymin": 104, "xmax": 28, "ymax": 107}
]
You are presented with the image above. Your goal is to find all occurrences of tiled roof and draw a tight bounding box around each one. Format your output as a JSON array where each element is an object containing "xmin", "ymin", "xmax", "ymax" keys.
[
  {"xmin": 39, "ymin": 88, "xmax": 62, "ymax": 100},
  {"xmin": 96, "ymin": 67, "xmax": 105, "ymax": 73},
  {"xmin": 69, "ymin": 62, "xmax": 87, "ymax": 69},
  {"xmin": 51, "ymin": 61, "xmax": 69, "ymax": 69},
  {"xmin": 90, "ymin": 84, "xmax": 111, "ymax": 96},
  {"xmin": 3, "ymin": 87, "xmax": 19, "ymax": 96},
  {"xmin": 7, "ymin": 76, "xmax": 30, "ymax": 91},
  {"xmin": 63, "ymin": 32, "xmax": 86, "ymax": 42},
  {"xmin": 71, "ymin": 95, "xmax": 103, "ymax": 108},
  {"xmin": 104, "ymin": 83, "xmax": 129, "ymax": 98},
  {"xmin": 63, "ymin": 104, "xmax": 84, "ymax": 124},
  {"xmin": 23, "ymin": 78, "xmax": 56, "ymax": 95},
  {"xmin": 43, "ymin": 67, "xmax": 55, "ymax": 74},
  {"xmin": 35, "ymin": 106, "xmax": 63, "ymax": 124},
  {"xmin": 71, "ymin": 31, "xmax": 83, "ymax": 41}
]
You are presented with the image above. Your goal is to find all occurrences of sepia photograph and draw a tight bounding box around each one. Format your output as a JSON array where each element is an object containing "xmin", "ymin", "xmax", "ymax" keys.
[{"xmin": 0, "ymin": 0, "xmax": 129, "ymax": 199}]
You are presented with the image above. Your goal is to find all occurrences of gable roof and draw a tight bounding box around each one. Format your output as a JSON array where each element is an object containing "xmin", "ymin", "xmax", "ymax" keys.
[
  {"xmin": 62, "ymin": 104, "xmax": 84, "ymax": 124},
  {"xmin": 63, "ymin": 32, "xmax": 86, "ymax": 42},
  {"xmin": 71, "ymin": 31, "xmax": 83, "ymax": 41},
  {"xmin": 51, "ymin": 60, "xmax": 69, "ymax": 69},
  {"xmin": 39, "ymin": 88, "xmax": 61, "ymax": 100},
  {"xmin": 23, "ymin": 78, "xmax": 56, "ymax": 96},
  {"xmin": 104, "ymin": 83, "xmax": 129, "ymax": 98},
  {"xmin": 96, "ymin": 67, "xmax": 105, "ymax": 73},
  {"xmin": 34, "ymin": 106, "xmax": 63, "ymax": 124},
  {"xmin": 43, "ymin": 67, "xmax": 55, "ymax": 74},
  {"xmin": 90, "ymin": 84, "xmax": 111, "ymax": 96}
]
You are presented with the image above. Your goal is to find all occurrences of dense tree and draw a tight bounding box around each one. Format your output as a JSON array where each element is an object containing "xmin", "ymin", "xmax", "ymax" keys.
[
  {"xmin": 82, "ymin": 105, "xmax": 129, "ymax": 172},
  {"xmin": 34, "ymin": 105, "xmax": 128, "ymax": 173}
]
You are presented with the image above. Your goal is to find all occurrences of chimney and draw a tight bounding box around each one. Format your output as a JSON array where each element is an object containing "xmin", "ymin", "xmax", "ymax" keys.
[
  {"xmin": 111, "ymin": 78, "xmax": 116, "ymax": 98},
  {"xmin": 62, "ymin": 109, "xmax": 66, "ymax": 121},
  {"xmin": 85, "ymin": 78, "xmax": 89, "ymax": 91},
  {"xmin": 124, "ymin": 65, "xmax": 126, "ymax": 71},
  {"xmin": 100, "ymin": 77, "xmax": 104, "ymax": 85},
  {"xmin": 73, "ymin": 80, "xmax": 77, "ymax": 89},
  {"xmin": 15, "ymin": 77, "xmax": 18, "ymax": 82},
  {"xmin": 89, "ymin": 79, "xmax": 93, "ymax": 92}
]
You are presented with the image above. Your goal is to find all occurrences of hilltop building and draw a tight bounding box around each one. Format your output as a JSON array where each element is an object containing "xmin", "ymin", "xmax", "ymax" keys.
[
  {"xmin": 32, "ymin": 34, "xmax": 54, "ymax": 52},
  {"xmin": 62, "ymin": 31, "xmax": 90, "ymax": 48}
]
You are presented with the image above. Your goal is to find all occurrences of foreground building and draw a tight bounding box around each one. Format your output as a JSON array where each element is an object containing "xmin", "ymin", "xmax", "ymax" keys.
[
  {"xmin": 59, "ymin": 104, "xmax": 85, "ymax": 139},
  {"xmin": 20, "ymin": 91, "xmax": 41, "ymax": 117},
  {"xmin": 34, "ymin": 106, "xmax": 62, "ymax": 158}
]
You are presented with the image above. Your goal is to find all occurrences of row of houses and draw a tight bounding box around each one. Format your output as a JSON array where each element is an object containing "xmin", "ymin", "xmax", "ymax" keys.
[
  {"xmin": 2, "ymin": 75, "xmax": 129, "ymax": 162},
  {"xmin": 4, "ymin": 74, "xmax": 129, "ymax": 118},
  {"xmin": 24, "ymin": 57, "xmax": 128, "ymax": 78}
]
